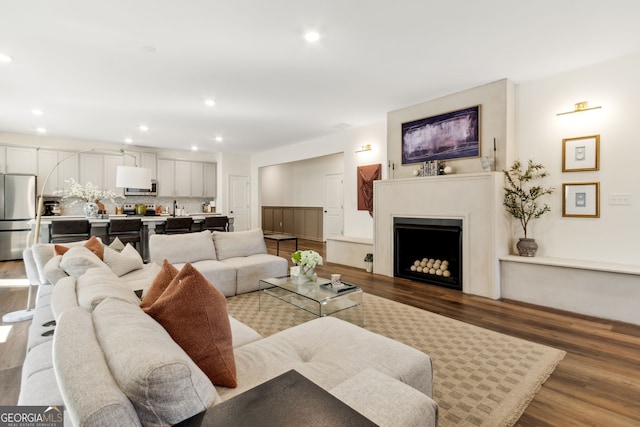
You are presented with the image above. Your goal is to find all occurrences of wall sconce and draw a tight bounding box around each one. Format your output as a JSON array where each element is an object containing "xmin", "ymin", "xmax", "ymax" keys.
[
  {"xmin": 355, "ymin": 144, "xmax": 372, "ymax": 153},
  {"xmin": 557, "ymin": 101, "xmax": 602, "ymax": 116}
]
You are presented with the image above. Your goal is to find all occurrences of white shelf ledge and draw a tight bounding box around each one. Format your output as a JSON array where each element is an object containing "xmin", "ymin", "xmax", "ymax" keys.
[
  {"xmin": 325, "ymin": 236, "xmax": 373, "ymax": 245},
  {"xmin": 500, "ymin": 255, "xmax": 640, "ymax": 276}
]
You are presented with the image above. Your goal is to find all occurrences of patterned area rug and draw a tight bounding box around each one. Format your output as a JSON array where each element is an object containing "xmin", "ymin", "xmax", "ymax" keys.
[{"xmin": 226, "ymin": 291, "xmax": 565, "ymax": 427}]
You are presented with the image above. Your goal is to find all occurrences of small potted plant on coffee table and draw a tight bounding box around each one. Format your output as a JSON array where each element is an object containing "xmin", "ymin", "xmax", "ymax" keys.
[{"xmin": 503, "ymin": 159, "xmax": 554, "ymax": 257}]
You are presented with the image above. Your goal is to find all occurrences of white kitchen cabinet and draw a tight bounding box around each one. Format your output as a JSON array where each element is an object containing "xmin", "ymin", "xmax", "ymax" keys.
[
  {"xmin": 156, "ymin": 159, "xmax": 216, "ymax": 198},
  {"xmin": 0, "ymin": 146, "xmax": 5, "ymax": 174},
  {"xmin": 141, "ymin": 152, "xmax": 157, "ymax": 179},
  {"xmin": 78, "ymin": 152, "xmax": 132, "ymax": 196},
  {"xmin": 58, "ymin": 151, "xmax": 79, "ymax": 192},
  {"xmin": 79, "ymin": 153, "xmax": 104, "ymax": 189},
  {"xmin": 37, "ymin": 149, "xmax": 59, "ymax": 195},
  {"xmin": 37, "ymin": 149, "xmax": 81, "ymax": 196},
  {"xmin": 121, "ymin": 151, "xmax": 139, "ymax": 168},
  {"xmin": 174, "ymin": 161, "xmax": 191, "ymax": 197},
  {"xmin": 104, "ymin": 154, "xmax": 125, "ymax": 196},
  {"xmin": 190, "ymin": 162, "xmax": 204, "ymax": 197},
  {"xmin": 7, "ymin": 146, "xmax": 38, "ymax": 174},
  {"xmin": 157, "ymin": 159, "xmax": 175, "ymax": 197},
  {"xmin": 204, "ymin": 162, "xmax": 216, "ymax": 198}
]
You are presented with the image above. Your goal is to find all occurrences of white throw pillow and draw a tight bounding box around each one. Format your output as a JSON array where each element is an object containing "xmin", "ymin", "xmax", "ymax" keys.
[
  {"xmin": 103, "ymin": 244, "xmax": 144, "ymax": 277},
  {"xmin": 59, "ymin": 246, "xmax": 109, "ymax": 278},
  {"xmin": 32, "ymin": 238, "xmax": 103, "ymax": 284},
  {"xmin": 108, "ymin": 237, "xmax": 126, "ymax": 252}
]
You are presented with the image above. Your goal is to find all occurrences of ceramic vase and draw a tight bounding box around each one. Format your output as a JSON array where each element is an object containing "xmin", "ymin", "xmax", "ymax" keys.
[
  {"xmin": 83, "ymin": 201, "xmax": 99, "ymax": 218},
  {"xmin": 365, "ymin": 261, "xmax": 373, "ymax": 273},
  {"xmin": 516, "ymin": 238, "xmax": 538, "ymax": 257},
  {"xmin": 481, "ymin": 156, "xmax": 494, "ymax": 172}
]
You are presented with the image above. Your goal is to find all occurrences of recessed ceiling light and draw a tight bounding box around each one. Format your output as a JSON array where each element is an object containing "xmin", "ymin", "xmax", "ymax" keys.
[
  {"xmin": 124, "ymin": 138, "xmax": 133, "ymax": 144},
  {"xmin": 0, "ymin": 53, "xmax": 13, "ymax": 63},
  {"xmin": 138, "ymin": 125, "xmax": 149, "ymax": 132},
  {"xmin": 304, "ymin": 31, "xmax": 321, "ymax": 42},
  {"xmin": 31, "ymin": 109, "xmax": 43, "ymax": 116},
  {"xmin": 36, "ymin": 127, "xmax": 47, "ymax": 134},
  {"xmin": 204, "ymin": 99, "xmax": 216, "ymax": 107},
  {"xmin": 215, "ymin": 136, "xmax": 223, "ymax": 143},
  {"xmin": 191, "ymin": 145, "xmax": 198, "ymax": 151}
]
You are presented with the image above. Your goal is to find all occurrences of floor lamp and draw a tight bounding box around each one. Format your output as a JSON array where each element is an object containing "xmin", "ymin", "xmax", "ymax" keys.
[
  {"xmin": 2, "ymin": 149, "xmax": 94, "ymax": 323},
  {"xmin": 2, "ymin": 149, "xmax": 151, "ymax": 323}
]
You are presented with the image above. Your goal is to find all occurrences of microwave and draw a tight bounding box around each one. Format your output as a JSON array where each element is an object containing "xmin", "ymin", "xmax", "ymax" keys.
[{"xmin": 124, "ymin": 179, "xmax": 157, "ymax": 196}]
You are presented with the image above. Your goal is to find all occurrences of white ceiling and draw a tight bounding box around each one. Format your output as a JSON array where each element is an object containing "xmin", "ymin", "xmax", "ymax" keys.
[{"xmin": 1, "ymin": 1, "xmax": 639, "ymax": 154}]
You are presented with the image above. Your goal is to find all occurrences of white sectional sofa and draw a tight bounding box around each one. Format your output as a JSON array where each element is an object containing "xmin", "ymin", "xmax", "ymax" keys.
[
  {"xmin": 149, "ymin": 229, "xmax": 289, "ymax": 297},
  {"xmin": 18, "ymin": 233, "xmax": 438, "ymax": 426}
]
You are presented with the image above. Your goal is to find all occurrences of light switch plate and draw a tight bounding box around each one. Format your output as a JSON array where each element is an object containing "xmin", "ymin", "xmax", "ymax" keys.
[{"xmin": 608, "ymin": 193, "xmax": 632, "ymax": 206}]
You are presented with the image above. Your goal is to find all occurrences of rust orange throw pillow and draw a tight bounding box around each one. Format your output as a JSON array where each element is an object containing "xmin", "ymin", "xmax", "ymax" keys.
[
  {"xmin": 143, "ymin": 262, "xmax": 237, "ymax": 388},
  {"xmin": 54, "ymin": 235, "xmax": 104, "ymax": 260},
  {"xmin": 140, "ymin": 259, "xmax": 179, "ymax": 310}
]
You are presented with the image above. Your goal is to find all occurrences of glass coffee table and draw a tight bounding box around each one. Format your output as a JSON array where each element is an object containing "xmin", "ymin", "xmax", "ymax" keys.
[{"xmin": 259, "ymin": 276, "xmax": 364, "ymax": 326}]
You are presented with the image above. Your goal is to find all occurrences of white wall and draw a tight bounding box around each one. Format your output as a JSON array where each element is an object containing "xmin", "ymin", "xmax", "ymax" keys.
[
  {"xmin": 251, "ymin": 121, "xmax": 387, "ymax": 239},
  {"xmin": 260, "ymin": 154, "xmax": 343, "ymax": 207},
  {"xmin": 516, "ymin": 52, "xmax": 640, "ymax": 265},
  {"xmin": 387, "ymin": 79, "xmax": 515, "ymax": 179},
  {"xmin": 291, "ymin": 154, "xmax": 343, "ymax": 207},
  {"xmin": 260, "ymin": 163, "xmax": 295, "ymax": 206},
  {"xmin": 215, "ymin": 152, "xmax": 251, "ymax": 215},
  {"xmin": 344, "ymin": 122, "xmax": 387, "ymax": 238}
]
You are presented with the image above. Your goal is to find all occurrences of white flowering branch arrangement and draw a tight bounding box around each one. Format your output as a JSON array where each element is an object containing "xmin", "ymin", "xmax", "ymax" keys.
[{"xmin": 56, "ymin": 178, "xmax": 124, "ymax": 204}]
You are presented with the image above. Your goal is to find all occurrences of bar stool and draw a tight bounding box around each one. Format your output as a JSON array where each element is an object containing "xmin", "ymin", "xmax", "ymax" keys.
[
  {"xmin": 49, "ymin": 219, "xmax": 91, "ymax": 244},
  {"xmin": 163, "ymin": 217, "xmax": 194, "ymax": 234},
  {"xmin": 202, "ymin": 216, "xmax": 228, "ymax": 232},
  {"xmin": 108, "ymin": 218, "xmax": 142, "ymax": 250}
]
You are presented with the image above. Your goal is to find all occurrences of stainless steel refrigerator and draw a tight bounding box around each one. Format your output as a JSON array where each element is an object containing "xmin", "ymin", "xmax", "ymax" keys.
[{"xmin": 0, "ymin": 174, "xmax": 36, "ymax": 261}]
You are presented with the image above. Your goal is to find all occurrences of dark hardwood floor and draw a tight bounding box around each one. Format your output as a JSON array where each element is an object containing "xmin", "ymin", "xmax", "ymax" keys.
[
  {"xmin": 1, "ymin": 239, "xmax": 639, "ymax": 426},
  {"xmin": 0, "ymin": 260, "xmax": 31, "ymax": 406}
]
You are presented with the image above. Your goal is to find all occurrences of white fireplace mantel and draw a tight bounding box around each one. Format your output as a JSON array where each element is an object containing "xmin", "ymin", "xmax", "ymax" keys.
[{"xmin": 373, "ymin": 172, "xmax": 510, "ymax": 299}]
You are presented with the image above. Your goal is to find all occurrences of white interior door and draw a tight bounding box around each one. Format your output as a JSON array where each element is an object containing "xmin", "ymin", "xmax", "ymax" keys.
[
  {"xmin": 229, "ymin": 175, "xmax": 250, "ymax": 231},
  {"xmin": 324, "ymin": 174, "xmax": 343, "ymax": 239}
]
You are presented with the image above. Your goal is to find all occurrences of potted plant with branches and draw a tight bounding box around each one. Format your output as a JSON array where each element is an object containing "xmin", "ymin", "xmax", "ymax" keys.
[{"xmin": 503, "ymin": 159, "xmax": 554, "ymax": 256}]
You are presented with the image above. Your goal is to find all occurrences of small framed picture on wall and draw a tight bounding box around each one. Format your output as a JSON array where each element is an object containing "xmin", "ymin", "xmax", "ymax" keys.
[
  {"xmin": 562, "ymin": 182, "xmax": 600, "ymax": 218},
  {"xmin": 562, "ymin": 135, "xmax": 600, "ymax": 172}
]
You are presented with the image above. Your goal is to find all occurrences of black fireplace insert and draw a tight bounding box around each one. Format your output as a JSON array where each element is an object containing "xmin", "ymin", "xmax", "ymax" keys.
[{"xmin": 393, "ymin": 217, "xmax": 462, "ymax": 291}]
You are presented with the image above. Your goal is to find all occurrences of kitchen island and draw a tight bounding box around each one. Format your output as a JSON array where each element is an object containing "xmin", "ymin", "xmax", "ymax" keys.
[{"xmin": 29, "ymin": 214, "xmax": 233, "ymax": 261}]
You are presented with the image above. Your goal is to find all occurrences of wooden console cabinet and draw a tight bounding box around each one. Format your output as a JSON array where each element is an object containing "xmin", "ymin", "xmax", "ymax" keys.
[{"xmin": 261, "ymin": 206, "xmax": 323, "ymax": 241}]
